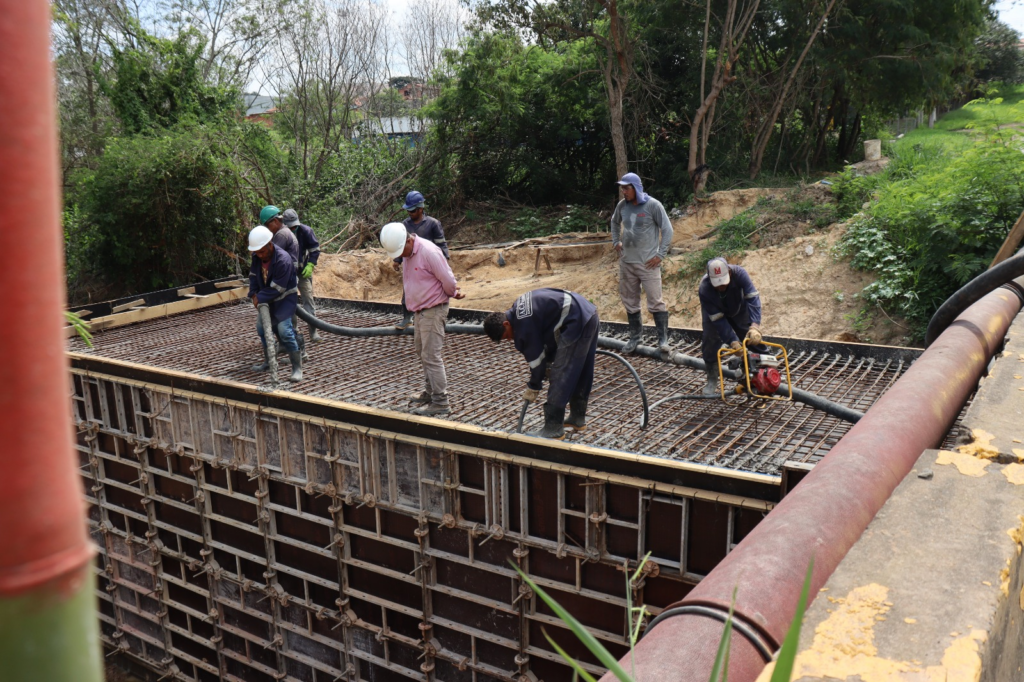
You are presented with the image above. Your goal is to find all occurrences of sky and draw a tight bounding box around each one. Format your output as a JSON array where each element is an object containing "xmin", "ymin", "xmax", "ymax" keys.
[{"xmin": 996, "ymin": 0, "xmax": 1024, "ymax": 33}]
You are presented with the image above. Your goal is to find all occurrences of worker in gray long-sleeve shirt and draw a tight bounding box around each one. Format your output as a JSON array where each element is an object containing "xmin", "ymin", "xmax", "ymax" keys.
[{"xmin": 610, "ymin": 172, "xmax": 673, "ymax": 355}]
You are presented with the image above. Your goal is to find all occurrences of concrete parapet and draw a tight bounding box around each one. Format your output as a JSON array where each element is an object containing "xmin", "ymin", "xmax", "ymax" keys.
[{"xmin": 768, "ymin": 447, "xmax": 1024, "ymax": 681}]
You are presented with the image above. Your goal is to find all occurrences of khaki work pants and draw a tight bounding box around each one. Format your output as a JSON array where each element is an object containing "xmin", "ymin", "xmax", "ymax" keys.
[
  {"xmin": 618, "ymin": 260, "xmax": 667, "ymax": 314},
  {"xmin": 414, "ymin": 302, "xmax": 449, "ymax": 406}
]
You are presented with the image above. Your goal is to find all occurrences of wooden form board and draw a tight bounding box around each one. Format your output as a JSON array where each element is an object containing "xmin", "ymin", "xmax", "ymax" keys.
[{"xmin": 64, "ymin": 286, "xmax": 248, "ymax": 338}]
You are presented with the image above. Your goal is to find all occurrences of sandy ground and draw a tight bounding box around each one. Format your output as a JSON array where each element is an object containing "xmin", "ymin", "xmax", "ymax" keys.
[{"xmin": 316, "ymin": 187, "xmax": 910, "ymax": 346}]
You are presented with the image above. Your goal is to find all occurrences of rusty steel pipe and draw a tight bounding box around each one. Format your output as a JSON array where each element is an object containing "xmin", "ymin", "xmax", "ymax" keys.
[
  {"xmin": 0, "ymin": 1, "xmax": 101, "ymax": 679},
  {"xmin": 604, "ymin": 286, "xmax": 1022, "ymax": 681}
]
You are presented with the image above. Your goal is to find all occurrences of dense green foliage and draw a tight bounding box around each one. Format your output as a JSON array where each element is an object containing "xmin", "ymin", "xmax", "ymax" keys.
[
  {"xmin": 976, "ymin": 19, "xmax": 1024, "ymax": 85},
  {"xmin": 425, "ymin": 32, "xmax": 613, "ymax": 206},
  {"xmin": 101, "ymin": 26, "xmax": 239, "ymax": 135},
  {"xmin": 833, "ymin": 89, "xmax": 1024, "ymax": 338},
  {"xmin": 78, "ymin": 124, "xmax": 258, "ymax": 292}
]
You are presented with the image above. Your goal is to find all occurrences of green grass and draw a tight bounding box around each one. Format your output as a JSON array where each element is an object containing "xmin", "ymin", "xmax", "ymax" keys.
[{"xmin": 890, "ymin": 83, "xmax": 1024, "ymax": 154}]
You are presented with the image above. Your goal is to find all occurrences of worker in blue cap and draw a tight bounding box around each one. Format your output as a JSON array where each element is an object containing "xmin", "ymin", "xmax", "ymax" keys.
[
  {"xmin": 393, "ymin": 190, "xmax": 450, "ymax": 330},
  {"xmin": 610, "ymin": 173, "xmax": 673, "ymax": 356}
]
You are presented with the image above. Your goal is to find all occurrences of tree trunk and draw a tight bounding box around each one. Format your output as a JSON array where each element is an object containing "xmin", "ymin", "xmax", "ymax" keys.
[
  {"xmin": 605, "ymin": 65, "xmax": 629, "ymax": 179},
  {"xmin": 748, "ymin": 0, "xmax": 837, "ymax": 179}
]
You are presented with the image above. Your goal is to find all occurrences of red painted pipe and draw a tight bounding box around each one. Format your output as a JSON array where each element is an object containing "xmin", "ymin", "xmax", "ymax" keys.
[
  {"xmin": 604, "ymin": 287, "xmax": 1021, "ymax": 681},
  {"xmin": 0, "ymin": 0, "xmax": 94, "ymax": 604}
]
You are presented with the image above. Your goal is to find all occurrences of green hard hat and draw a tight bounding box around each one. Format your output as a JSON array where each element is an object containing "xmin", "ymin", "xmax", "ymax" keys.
[{"xmin": 259, "ymin": 205, "xmax": 282, "ymax": 224}]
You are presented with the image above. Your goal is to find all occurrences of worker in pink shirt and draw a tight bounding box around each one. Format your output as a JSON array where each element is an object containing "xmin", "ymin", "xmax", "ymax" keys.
[{"xmin": 380, "ymin": 222, "xmax": 465, "ymax": 416}]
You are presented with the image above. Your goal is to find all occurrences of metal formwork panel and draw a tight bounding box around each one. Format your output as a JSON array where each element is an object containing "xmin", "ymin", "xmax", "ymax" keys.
[{"xmin": 73, "ymin": 370, "xmax": 772, "ymax": 681}]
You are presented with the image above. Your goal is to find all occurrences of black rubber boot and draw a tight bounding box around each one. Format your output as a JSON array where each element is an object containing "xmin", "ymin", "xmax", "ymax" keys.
[
  {"xmin": 395, "ymin": 313, "xmax": 414, "ymax": 330},
  {"xmin": 527, "ymin": 404, "xmax": 566, "ymax": 440},
  {"xmin": 623, "ymin": 312, "xmax": 642, "ymax": 354},
  {"xmin": 653, "ymin": 311, "xmax": 671, "ymax": 355},
  {"xmin": 564, "ymin": 397, "xmax": 588, "ymax": 431},
  {"xmin": 310, "ymin": 326, "xmax": 322, "ymax": 343},
  {"xmin": 287, "ymin": 351, "xmax": 303, "ymax": 383},
  {"xmin": 251, "ymin": 347, "xmax": 271, "ymax": 372}
]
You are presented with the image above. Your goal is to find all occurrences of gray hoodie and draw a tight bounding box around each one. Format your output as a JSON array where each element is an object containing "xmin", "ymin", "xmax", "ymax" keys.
[{"xmin": 610, "ymin": 179, "xmax": 673, "ymax": 265}]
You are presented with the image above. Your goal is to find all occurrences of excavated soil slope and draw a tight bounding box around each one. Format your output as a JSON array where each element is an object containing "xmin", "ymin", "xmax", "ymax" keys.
[{"xmin": 316, "ymin": 188, "xmax": 909, "ymax": 346}]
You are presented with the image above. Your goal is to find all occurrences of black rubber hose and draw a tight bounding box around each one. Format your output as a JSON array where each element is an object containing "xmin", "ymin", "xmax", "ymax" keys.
[
  {"xmin": 600, "ymin": 337, "xmax": 863, "ymax": 423},
  {"xmin": 924, "ymin": 250, "xmax": 1024, "ymax": 347},
  {"xmin": 595, "ymin": 350, "xmax": 649, "ymax": 429},
  {"xmin": 296, "ymin": 307, "xmax": 862, "ymax": 423}
]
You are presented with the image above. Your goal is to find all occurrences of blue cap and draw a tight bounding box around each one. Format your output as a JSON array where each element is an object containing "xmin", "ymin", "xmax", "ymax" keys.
[{"xmin": 402, "ymin": 191, "xmax": 426, "ymax": 211}]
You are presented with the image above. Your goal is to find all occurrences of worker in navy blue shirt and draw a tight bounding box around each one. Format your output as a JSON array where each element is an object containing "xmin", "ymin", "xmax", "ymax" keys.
[
  {"xmin": 484, "ymin": 288, "xmax": 599, "ymax": 439},
  {"xmin": 281, "ymin": 208, "xmax": 322, "ymax": 343},
  {"xmin": 246, "ymin": 225, "xmax": 302, "ymax": 382},
  {"xmin": 699, "ymin": 257, "xmax": 765, "ymax": 395},
  {"xmin": 393, "ymin": 190, "xmax": 450, "ymax": 330}
]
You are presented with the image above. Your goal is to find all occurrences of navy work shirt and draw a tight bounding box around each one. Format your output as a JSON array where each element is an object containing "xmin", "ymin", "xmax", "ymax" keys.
[
  {"xmin": 289, "ymin": 223, "xmax": 320, "ymax": 268},
  {"xmin": 505, "ymin": 288, "xmax": 598, "ymax": 390},
  {"xmin": 698, "ymin": 264, "xmax": 762, "ymax": 344},
  {"xmin": 396, "ymin": 215, "xmax": 449, "ymax": 263},
  {"xmin": 248, "ymin": 245, "xmax": 299, "ymax": 326}
]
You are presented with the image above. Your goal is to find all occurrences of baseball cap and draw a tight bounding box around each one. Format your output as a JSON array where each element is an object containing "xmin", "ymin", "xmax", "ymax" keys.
[
  {"xmin": 707, "ymin": 258, "xmax": 730, "ymax": 286},
  {"xmin": 281, "ymin": 208, "xmax": 300, "ymax": 227}
]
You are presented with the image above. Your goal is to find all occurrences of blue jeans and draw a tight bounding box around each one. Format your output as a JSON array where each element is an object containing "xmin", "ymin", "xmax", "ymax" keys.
[{"xmin": 257, "ymin": 317, "xmax": 300, "ymax": 353}]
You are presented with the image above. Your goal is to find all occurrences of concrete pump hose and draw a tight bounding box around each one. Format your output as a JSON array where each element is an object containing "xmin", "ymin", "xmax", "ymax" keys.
[
  {"xmin": 924, "ymin": 249, "xmax": 1024, "ymax": 348},
  {"xmin": 296, "ymin": 307, "xmax": 862, "ymax": 423}
]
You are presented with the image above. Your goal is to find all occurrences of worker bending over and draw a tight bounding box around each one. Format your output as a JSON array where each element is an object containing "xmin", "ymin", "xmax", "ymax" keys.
[
  {"xmin": 484, "ymin": 288, "xmax": 599, "ymax": 440},
  {"xmin": 611, "ymin": 172, "xmax": 673, "ymax": 355},
  {"xmin": 699, "ymin": 257, "xmax": 764, "ymax": 395},
  {"xmin": 380, "ymin": 222, "xmax": 464, "ymax": 417},
  {"xmin": 247, "ymin": 225, "xmax": 302, "ymax": 382},
  {"xmin": 393, "ymin": 191, "xmax": 450, "ymax": 330},
  {"xmin": 281, "ymin": 208, "xmax": 322, "ymax": 343}
]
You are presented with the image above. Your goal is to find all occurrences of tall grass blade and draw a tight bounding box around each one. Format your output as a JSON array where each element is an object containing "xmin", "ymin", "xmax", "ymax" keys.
[
  {"xmin": 543, "ymin": 630, "xmax": 600, "ymax": 682},
  {"xmin": 769, "ymin": 557, "xmax": 815, "ymax": 682},
  {"xmin": 707, "ymin": 587, "xmax": 737, "ymax": 682},
  {"xmin": 512, "ymin": 563, "xmax": 634, "ymax": 682}
]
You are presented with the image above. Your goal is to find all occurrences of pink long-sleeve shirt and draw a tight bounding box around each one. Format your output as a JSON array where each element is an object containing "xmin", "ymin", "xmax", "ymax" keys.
[{"xmin": 403, "ymin": 235, "xmax": 458, "ymax": 311}]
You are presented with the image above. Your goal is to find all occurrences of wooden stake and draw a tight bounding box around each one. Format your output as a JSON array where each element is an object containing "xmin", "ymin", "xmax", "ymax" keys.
[{"xmin": 989, "ymin": 208, "xmax": 1024, "ymax": 268}]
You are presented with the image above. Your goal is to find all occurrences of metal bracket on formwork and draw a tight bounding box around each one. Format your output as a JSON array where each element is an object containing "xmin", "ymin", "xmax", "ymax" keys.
[
  {"xmin": 408, "ymin": 557, "xmax": 432, "ymax": 576},
  {"xmin": 511, "ymin": 583, "xmax": 533, "ymax": 606},
  {"xmin": 323, "ymin": 534, "xmax": 344, "ymax": 552},
  {"xmin": 331, "ymin": 607, "xmax": 358, "ymax": 632},
  {"xmin": 357, "ymin": 493, "xmax": 376, "ymax": 509},
  {"xmin": 441, "ymin": 513, "xmax": 457, "ymax": 529},
  {"xmin": 478, "ymin": 524, "xmax": 505, "ymax": 546},
  {"xmin": 518, "ymin": 671, "xmax": 540, "ymax": 682}
]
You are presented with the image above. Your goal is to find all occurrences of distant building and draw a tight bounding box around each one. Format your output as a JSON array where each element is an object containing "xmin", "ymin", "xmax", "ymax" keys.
[
  {"xmin": 353, "ymin": 116, "xmax": 427, "ymax": 145},
  {"xmin": 243, "ymin": 93, "xmax": 279, "ymax": 125}
]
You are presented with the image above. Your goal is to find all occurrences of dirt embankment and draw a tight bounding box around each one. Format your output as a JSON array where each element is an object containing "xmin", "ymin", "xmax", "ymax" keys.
[{"xmin": 316, "ymin": 187, "xmax": 910, "ymax": 346}]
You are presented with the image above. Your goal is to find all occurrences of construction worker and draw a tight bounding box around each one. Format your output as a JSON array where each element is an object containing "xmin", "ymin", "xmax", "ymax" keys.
[
  {"xmin": 261, "ymin": 205, "xmax": 305, "ymax": 357},
  {"xmin": 483, "ymin": 288, "xmax": 599, "ymax": 440},
  {"xmin": 699, "ymin": 257, "xmax": 764, "ymax": 396},
  {"xmin": 280, "ymin": 208, "xmax": 322, "ymax": 343},
  {"xmin": 247, "ymin": 225, "xmax": 302, "ymax": 382},
  {"xmin": 393, "ymin": 191, "xmax": 450, "ymax": 330},
  {"xmin": 611, "ymin": 172, "xmax": 673, "ymax": 355},
  {"xmin": 380, "ymin": 222, "xmax": 464, "ymax": 416},
  {"xmin": 261, "ymin": 205, "xmax": 300, "ymax": 268}
]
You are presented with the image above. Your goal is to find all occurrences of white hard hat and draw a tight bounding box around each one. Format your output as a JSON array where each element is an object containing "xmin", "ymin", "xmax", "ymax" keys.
[
  {"xmin": 248, "ymin": 225, "xmax": 273, "ymax": 252},
  {"xmin": 380, "ymin": 222, "xmax": 409, "ymax": 259}
]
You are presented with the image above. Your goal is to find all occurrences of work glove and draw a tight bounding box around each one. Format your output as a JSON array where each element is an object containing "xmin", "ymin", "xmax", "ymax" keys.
[
  {"xmin": 523, "ymin": 388, "xmax": 540, "ymax": 403},
  {"xmin": 746, "ymin": 326, "xmax": 762, "ymax": 345},
  {"xmin": 729, "ymin": 340, "xmax": 743, "ymax": 351},
  {"xmin": 301, "ymin": 263, "xmax": 315, "ymax": 279}
]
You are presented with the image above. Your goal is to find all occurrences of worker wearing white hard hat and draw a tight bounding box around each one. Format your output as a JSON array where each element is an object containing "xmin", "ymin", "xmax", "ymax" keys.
[
  {"xmin": 247, "ymin": 225, "xmax": 303, "ymax": 382},
  {"xmin": 380, "ymin": 222, "xmax": 465, "ymax": 416}
]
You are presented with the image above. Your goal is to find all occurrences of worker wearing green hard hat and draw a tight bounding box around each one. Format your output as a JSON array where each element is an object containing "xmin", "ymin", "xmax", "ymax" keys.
[
  {"xmin": 259, "ymin": 204, "xmax": 305, "ymax": 359},
  {"xmin": 260, "ymin": 205, "xmax": 283, "ymax": 225}
]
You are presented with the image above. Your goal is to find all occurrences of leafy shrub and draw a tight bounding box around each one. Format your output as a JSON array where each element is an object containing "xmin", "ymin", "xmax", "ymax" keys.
[
  {"xmin": 79, "ymin": 124, "xmax": 249, "ymax": 292},
  {"xmin": 835, "ymin": 126, "xmax": 1024, "ymax": 339},
  {"xmin": 508, "ymin": 205, "xmax": 597, "ymax": 239}
]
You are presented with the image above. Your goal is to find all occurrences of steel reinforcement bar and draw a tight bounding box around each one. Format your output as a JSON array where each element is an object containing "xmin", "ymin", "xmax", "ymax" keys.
[{"xmin": 73, "ymin": 367, "xmax": 776, "ymax": 682}]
